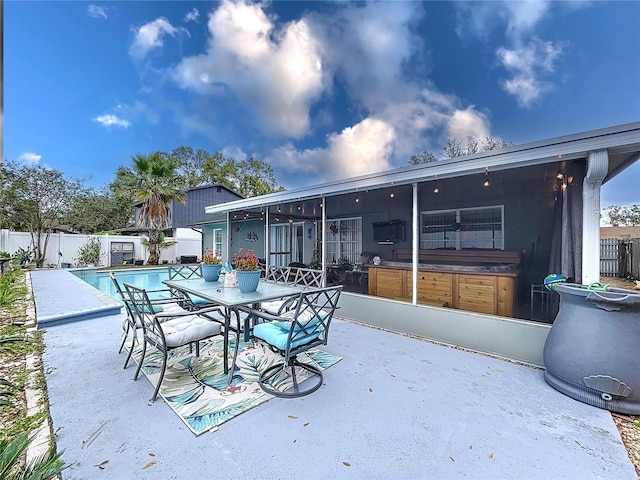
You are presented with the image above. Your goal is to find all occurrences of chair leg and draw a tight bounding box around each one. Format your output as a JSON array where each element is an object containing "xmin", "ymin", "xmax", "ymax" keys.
[
  {"xmin": 258, "ymin": 356, "xmax": 324, "ymax": 398},
  {"xmin": 133, "ymin": 337, "xmax": 147, "ymax": 380},
  {"xmin": 122, "ymin": 326, "xmax": 139, "ymax": 369},
  {"xmin": 151, "ymin": 350, "xmax": 167, "ymax": 402},
  {"xmin": 227, "ymin": 329, "xmax": 241, "ymax": 385},
  {"xmin": 118, "ymin": 322, "xmax": 130, "ymax": 354}
]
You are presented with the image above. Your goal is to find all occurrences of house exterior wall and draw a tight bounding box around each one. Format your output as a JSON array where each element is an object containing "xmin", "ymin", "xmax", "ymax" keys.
[
  {"xmin": 134, "ymin": 185, "xmax": 242, "ymax": 229},
  {"xmin": 338, "ymin": 292, "xmax": 550, "ymax": 367},
  {"xmin": 172, "ymin": 186, "xmax": 243, "ymax": 228}
]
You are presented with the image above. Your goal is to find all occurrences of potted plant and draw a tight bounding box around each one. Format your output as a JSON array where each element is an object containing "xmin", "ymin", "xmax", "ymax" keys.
[
  {"xmin": 233, "ymin": 248, "xmax": 261, "ymax": 292},
  {"xmin": 201, "ymin": 249, "xmax": 222, "ymax": 282}
]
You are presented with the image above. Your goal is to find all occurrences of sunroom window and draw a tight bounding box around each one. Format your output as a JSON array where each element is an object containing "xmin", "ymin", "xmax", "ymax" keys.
[
  {"xmin": 325, "ymin": 217, "xmax": 362, "ymax": 264},
  {"xmin": 420, "ymin": 206, "xmax": 504, "ymax": 250}
]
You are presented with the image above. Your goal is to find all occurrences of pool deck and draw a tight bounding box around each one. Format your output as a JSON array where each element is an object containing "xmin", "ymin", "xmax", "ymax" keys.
[{"xmin": 32, "ymin": 269, "xmax": 637, "ymax": 479}]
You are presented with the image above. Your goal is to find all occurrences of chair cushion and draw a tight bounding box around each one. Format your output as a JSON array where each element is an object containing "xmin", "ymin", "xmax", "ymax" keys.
[
  {"xmin": 161, "ymin": 316, "xmax": 222, "ymax": 347},
  {"xmin": 253, "ymin": 322, "xmax": 323, "ymax": 351},
  {"xmin": 261, "ymin": 299, "xmax": 289, "ymax": 315},
  {"xmin": 151, "ymin": 303, "xmax": 190, "ymax": 315},
  {"xmin": 278, "ymin": 309, "xmax": 327, "ymax": 332}
]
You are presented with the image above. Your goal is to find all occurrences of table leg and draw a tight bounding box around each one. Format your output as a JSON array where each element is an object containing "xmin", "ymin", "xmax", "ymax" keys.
[{"xmin": 225, "ymin": 307, "xmax": 241, "ymax": 385}]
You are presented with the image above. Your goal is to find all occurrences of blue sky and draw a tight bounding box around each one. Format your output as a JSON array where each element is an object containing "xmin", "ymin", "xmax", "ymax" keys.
[{"xmin": 5, "ymin": 1, "xmax": 640, "ymax": 208}]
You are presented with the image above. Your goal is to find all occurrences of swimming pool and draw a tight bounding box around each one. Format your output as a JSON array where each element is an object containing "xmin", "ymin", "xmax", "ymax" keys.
[{"xmin": 72, "ymin": 268, "xmax": 169, "ymax": 302}]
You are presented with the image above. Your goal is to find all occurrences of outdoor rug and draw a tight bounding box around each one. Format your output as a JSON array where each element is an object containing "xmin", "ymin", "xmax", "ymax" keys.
[{"xmin": 131, "ymin": 337, "xmax": 342, "ymax": 435}]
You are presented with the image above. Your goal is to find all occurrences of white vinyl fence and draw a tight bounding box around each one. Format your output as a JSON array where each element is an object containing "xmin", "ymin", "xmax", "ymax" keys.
[
  {"xmin": 0, "ymin": 229, "xmax": 202, "ymax": 267},
  {"xmin": 600, "ymin": 237, "xmax": 640, "ymax": 279}
]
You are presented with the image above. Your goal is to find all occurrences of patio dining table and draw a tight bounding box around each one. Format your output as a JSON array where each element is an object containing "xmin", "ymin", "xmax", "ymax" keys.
[{"xmin": 163, "ymin": 277, "xmax": 308, "ymax": 381}]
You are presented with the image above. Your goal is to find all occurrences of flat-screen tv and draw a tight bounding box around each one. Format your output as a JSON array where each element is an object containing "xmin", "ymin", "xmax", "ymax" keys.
[{"xmin": 373, "ymin": 220, "xmax": 405, "ymax": 243}]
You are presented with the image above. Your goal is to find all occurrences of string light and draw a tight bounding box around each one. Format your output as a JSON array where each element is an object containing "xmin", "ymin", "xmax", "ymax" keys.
[
  {"xmin": 389, "ymin": 182, "xmax": 395, "ymax": 199},
  {"xmin": 433, "ymin": 175, "xmax": 439, "ymax": 194},
  {"xmin": 483, "ymin": 167, "xmax": 490, "ymax": 188}
]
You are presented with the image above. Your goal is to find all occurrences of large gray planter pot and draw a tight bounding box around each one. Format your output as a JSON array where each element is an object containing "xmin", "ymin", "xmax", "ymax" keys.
[{"xmin": 543, "ymin": 282, "xmax": 640, "ymax": 414}]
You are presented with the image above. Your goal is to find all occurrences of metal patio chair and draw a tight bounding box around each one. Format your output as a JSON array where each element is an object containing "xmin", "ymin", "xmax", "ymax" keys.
[
  {"xmin": 259, "ymin": 267, "xmax": 324, "ymax": 315},
  {"xmin": 243, "ymin": 285, "xmax": 343, "ymax": 398},
  {"xmin": 167, "ymin": 264, "xmax": 215, "ymax": 310},
  {"xmin": 124, "ymin": 282, "xmax": 240, "ymax": 402},
  {"xmin": 110, "ymin": 272, "xmax": 189, "ymax": 370},
  {"xmin": 260, "ymin": 266, "xmax": 293, "ymax": 315}
]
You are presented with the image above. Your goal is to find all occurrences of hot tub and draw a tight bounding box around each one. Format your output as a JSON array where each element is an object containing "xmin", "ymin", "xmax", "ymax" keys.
[{"xmin": 543, "ymin": 282, "xmax": 640, "ymax": 414}]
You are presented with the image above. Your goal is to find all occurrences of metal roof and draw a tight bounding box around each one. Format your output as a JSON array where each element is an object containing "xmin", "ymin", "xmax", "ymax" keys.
[{"xmin": 205, "ymin": 122, "xmax": 640, "ymax": 215}]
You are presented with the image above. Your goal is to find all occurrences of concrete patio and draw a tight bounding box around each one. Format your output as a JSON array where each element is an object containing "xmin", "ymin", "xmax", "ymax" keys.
[{"xmin": 32, "ymin": 270, "xmax": 636, "ymax": 479}]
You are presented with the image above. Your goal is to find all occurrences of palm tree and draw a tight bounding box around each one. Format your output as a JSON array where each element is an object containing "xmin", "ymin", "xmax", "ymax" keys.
[{"xmin": 116, "ymin": 153, "xmax": 186, "ymax": 265}]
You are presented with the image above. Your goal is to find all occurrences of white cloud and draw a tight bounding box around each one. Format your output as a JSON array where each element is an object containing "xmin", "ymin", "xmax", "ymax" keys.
[
  {"xmin": 185, "ymin": 8, "xmax": 199, "ymax": 23},
  {"xmin": 129, "ymin": 17, "xmax": 183, "ymax": 60},
  {"xmin": 173, "ymin": 0, "xmax": 327, "ymax": 138},
  {"xmin": 447, "ymin": 107, "xmax": 491, "ymax": 141},
  {"xmin": 87, "ymin": 5, "xmax": 107, "ymax": 20},
  {"xmin": 455, "ymin": 1, "xmax": 550, "ymax": 41},
  {"xmin": 314, "ymin": 1, "xmax": 422, "ymax": 109},
  {"xmin": 93, "ymin": 114, "xmax": 131, "ymax": 128},
  {"xmin": 497, "ymin": 39, "xmax": 562, "ymax": 107},
  {"xmin": 221, "ymin": 145, "xmax": 248, "ymax": 162},
  {"xmin": 326, "ymin": 118, "xmax": 396, "ymax": 178},
  {"xmin": 114, "ymin": 101, "xmax": 159, "ymax": 125},
  {"xmin": 167, "ymin": 1, "xmax": 494, "ymax": 184},
  {"xmin": 454, "ymin": 1, "xmax": 565, "ymax": 106},
  {"xmin": 18, "ymin": 152, "xmax": 42, "ymax": 165},
  {"xmin": 266, "ymin": 117, "xmax": 396, "ymax": 183}
]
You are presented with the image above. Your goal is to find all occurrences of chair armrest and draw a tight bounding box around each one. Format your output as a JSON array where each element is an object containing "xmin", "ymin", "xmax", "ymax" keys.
[
  {"xmin": 275, "ymin": 296, "xmax": 297, "ymax": 315},
  {"xmin": 239, "ymin": 307, "xmax": 283, "ymax": 323},
  {"xmin": 193, "ymin": 305, "xmax": 225, "ymax": 316}
]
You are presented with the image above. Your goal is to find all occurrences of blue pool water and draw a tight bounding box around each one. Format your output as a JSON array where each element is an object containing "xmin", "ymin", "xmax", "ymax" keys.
[{"xmin": 72, "ymin": 268, "xmax": 169, "ymax": 302}]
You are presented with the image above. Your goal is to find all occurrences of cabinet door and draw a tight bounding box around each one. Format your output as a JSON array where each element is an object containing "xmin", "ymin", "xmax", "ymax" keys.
[
  {"xmin": 375, "ymin": 269, "xmax": 406, "ymax": 300},
  {"xmin": 408, "ymin": 271, "xmax": 452, "ymax": 307},
  {"xmin": 458, "ymin": 274, "xmax": 496, "ymax": 314}
]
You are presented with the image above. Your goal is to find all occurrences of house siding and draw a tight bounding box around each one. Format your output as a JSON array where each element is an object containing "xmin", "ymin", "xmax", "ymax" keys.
[{"xmin": 172, "ymin": 186, "xmax": 242, "ymax": 228}]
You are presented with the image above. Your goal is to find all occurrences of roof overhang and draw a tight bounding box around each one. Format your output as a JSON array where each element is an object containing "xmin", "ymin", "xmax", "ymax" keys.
[{"xmin": 205, "ymin": 122, "xmax": 640, "ymax": 216}]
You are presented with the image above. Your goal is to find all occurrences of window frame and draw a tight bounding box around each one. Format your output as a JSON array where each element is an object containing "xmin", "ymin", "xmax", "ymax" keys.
[
  {"xmin": 325, "ymin": 216, "xmax": 362, "ymax": 264},
  {"xmin": 420, "ymin": 205, "xmax": 504, "ymax": 250}
]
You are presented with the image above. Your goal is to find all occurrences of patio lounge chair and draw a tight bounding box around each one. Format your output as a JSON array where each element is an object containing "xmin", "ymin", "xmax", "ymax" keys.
[
  {"xmin": 110, "ymin": 272, "xmax": 189, "ymax": 370},
  {"xmin": 124, "ymin": 282, "xmax": 240, "ymax": 402},
  {"xmin": 243, "ymin": 285, "xmax": 343, "ymax": 398}
]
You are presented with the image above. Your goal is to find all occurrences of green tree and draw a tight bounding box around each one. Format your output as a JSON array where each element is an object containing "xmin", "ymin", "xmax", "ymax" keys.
[
  {"xmin": 409, "ymin": 136, "xmax": 513, "ymax": 164},
  {"xmin": 603, "ymin": 204, "xmax": 640, "ymax": 226},
  {"xmin": 168, "ymin": 146, "xmax": 284, "ymax": 197},
  {"xmin": 409, "ymin": 151, "xmax": 438, "ymax": 165},
  {"xmin": 229, "ymin": 157, "xmax": 285, "ymax": 197},
  {"xmin": 64, "ymin": 186, "xmax": 132, "ymax": 234},
  {"xmin": 0, "ymin": 161, "xmax": 88, "ymax": 267},
  {"xmin": 115, "ymin": 152, "xmax": 187, "ymax": 264}
]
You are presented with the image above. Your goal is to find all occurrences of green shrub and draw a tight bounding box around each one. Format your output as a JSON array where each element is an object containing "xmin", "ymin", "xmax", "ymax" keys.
[{"xmin": 76, "ymin": 237, "xmax": 104, "ymax": 266}]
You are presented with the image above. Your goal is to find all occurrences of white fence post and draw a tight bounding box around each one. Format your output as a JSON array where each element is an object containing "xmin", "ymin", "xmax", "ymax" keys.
[{"xmin": 600, "ymin": 238, "xmax": 619, "ymax": 277}]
